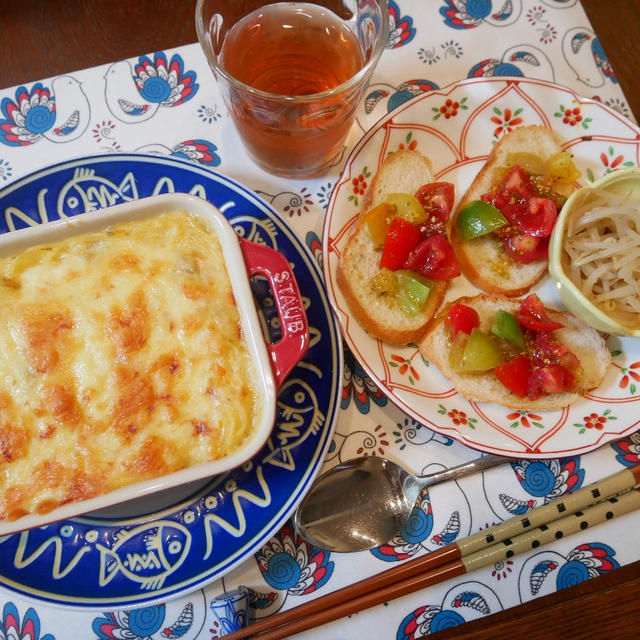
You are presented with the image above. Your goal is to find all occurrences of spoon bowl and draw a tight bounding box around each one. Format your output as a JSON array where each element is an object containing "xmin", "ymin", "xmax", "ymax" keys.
[{"xmin": 293, "ymin": 454, "xmax": 507, "ymax": 552}]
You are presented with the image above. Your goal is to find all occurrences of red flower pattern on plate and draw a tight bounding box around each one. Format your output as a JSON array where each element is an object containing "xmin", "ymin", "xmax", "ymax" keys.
[
  {"xmin": 554, "ymin": 102, "xmax": 592, "ymax": 129},
  {"xmin": 390, "ymin": 353, "xmax": 421, "ymax": 384},
  {"xmin": 507, "ymin": 411, "xmax": 544, "ymax": 429},
  {"xmin": 601, "ymin": 148, "xmax": 625, "ymax": 171},
  {"xmin": 432, "ymin": 96, "xmax": 467, "ymax": 121},
  {"xmin": 574, "ymin": 409, "xmax": 617, "ymax": 434},
  {"xmin": 490, "ymin": 107, "xmax": 524, "ymax": 138},
  {"xmin": 352, "ymin": 174, "xmax": 367, "ymax": 195},
  {"xmin": 348, "ymin": 166, "xmax": 371, "ymax": 207},
  {"xmin": 618, "ymin": 360, "xmax": 640, "ymax": 393},
  {"xmin": 440, "ymin": 98, "xmax": 460, "ymax": 119},
  {"xmin": 398, "ymin": 132, "xmax": 418, "ymax": 150},
  {"xmin": 438, "ymin": 404, "xmax": 477, "ymax": 428}
]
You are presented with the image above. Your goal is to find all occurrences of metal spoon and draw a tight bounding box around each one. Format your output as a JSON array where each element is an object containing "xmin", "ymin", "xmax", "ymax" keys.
[{"xmin": 293, "ymin": 454, "xmax": 508, "ymax": 552}]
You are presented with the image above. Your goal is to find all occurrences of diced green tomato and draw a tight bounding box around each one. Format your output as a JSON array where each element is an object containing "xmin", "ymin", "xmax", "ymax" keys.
[
  {"xmin": 491, "ymin": 310, "xmax": 525, "ymax": 349},
  {"xmin": 385, "ymin": 193, "xmax": 428, "ymax": 225},
  {"xmin": 380, "ymin": 217, "xmax": 422, "ymax": 270},
  {"xmin": 394, "ymin": 270, "xmax": 432, "ymax": 316},
  {"xmin": 446, "ymin": 303, "xmax": 480, "ymax": 339},
  {"xmin": 370, "ymin": 268, "xmax": 396, "ymax": 297},
  {"xmin": 494, "ymin": 354, "xmax": 531, "ymax": 397},
  {"xmin": 456, "ymin": 201, "xmax": 508, "ymax": 240},
  {"xmin": 362, "ymin": 202, "xmax": 393, "ymax": 246},
  {"xmin": 453, "ymin": 328, "xmax": 505, "ymax": 373},
  {"xmin": 448, "ymin": 331, "xmax": 468, "ymax": 370}
]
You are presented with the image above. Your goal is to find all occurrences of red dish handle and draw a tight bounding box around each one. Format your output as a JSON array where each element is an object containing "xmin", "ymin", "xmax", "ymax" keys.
[{"xmin": 239, "ymin": 237, "xmax": 309, "ymax": 389}]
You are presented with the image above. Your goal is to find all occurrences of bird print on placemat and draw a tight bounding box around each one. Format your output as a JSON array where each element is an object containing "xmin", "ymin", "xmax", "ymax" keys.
[
  {"xmin": 397, "ymin": 581, "xmax": 504, "ymax": 639},
  {"xmin": 562, "ymin": 26, "xmax": 617, "ymax": 87},
  {"xmin": 440, "ymin": 0, "xmax": 522, "ymax": 29},
  {"xmin": 467, "ymin": 44, "xmax": 554, "ymax": 81},
  {"xmin": 135, "ymin": 139, "xmax": 221, "ymax": 166},
  {"xmin": 104, "ymin": 52, "xmax": 199, "ymax": 123},
  {"xmin": 0, "ymin": 76, "xmax": 90, "ymax": 146},
  {"xmin": 518, "ymin": 543, "xmax": 619, "ymax": 601}
]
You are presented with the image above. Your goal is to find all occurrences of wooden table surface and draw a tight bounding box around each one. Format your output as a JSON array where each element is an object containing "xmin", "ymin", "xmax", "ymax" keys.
[{"xmin": 1, "ymin": 1, "xmax": 640, "ymax": 638}]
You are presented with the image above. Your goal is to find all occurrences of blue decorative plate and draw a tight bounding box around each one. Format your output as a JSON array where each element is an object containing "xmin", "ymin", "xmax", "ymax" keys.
[{"xmin": 0, "ymin": 154, "xmax": 342, "ymax": 608}]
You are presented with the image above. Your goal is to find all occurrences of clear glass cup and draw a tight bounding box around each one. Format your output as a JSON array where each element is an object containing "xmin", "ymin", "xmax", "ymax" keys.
[{"xmin": 195, "ymin": 0, "xmax": 388, "ymax": 178}]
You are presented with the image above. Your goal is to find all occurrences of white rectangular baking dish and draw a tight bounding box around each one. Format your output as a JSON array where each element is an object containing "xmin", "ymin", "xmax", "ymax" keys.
[{"xmin": 0, "ymin": 192, "xmax": 309, "ymax": 535}]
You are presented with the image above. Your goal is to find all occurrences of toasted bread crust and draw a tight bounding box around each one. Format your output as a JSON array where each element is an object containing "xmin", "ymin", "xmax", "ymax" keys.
[
  {"xmin": 363, "ymin": 150, "xmax": 435, "ymax": 211},
  {"xmin": 337, "ymin": 149, "xmax": 447, "ymax": 345},
  {"xmin": 419, "ymin": 294, "xmax": 611, "ymax": 410},
  {"xmin": 451, "ymin": 125, "xmax": 577, "ymax": 297}
]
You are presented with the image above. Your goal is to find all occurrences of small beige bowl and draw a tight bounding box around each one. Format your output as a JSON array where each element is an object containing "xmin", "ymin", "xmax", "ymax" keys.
[{"xmin": 549, "ymin": 167, "xmax": 640, "ymax": 336}]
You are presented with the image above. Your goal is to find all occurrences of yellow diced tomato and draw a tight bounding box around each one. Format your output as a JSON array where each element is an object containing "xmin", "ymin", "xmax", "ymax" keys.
[
  {"xmin": 546, "ymin": 151, "xmax": 581, "ymax": 184},
  {"xmin": 362, "ymin": 203, "xmax": 394, "ymax": 246},
  {"xmin": 505, "ymin": 152, "xmax": 547, "ymax": 177}
]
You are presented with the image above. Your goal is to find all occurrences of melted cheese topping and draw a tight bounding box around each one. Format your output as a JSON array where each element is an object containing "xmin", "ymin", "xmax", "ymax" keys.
[{"xmin": 0, "ymin": 210, "xmax": 263, "ymax": 521}]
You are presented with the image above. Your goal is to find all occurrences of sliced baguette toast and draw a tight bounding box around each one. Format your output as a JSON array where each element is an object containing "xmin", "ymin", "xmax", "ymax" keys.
[
  {"xmin": 363, "ymin": 149, "xmax": 435, "ymax": 210},
  {"xmin": 419, "ymin": 294, "xmax": 610, "ymax": 411},
  {"xmin": 337, "ymin": 150, "xmax": 448, "ymax": 345},
  {"xmin": 451, "ymin": 125, "xmax": 577, "ymax": 297}
]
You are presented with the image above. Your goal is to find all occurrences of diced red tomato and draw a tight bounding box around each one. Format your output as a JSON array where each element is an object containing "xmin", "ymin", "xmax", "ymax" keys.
[
  {"xmin": 502, "ymin": 166, "xmax": 536, "ymax": 199},
  {"xmin": 527, "ymin": 364, "xmax": 576, "ymax": 400},
  {"xmin": 493, "ymin": 354, "xmax": 531, "ymax": 398},
  {"xmin": 517, "ymin": 294, "xmax": 565, "ymax": 331},
  {"xmin": 403, "ymin": 234, "xmax": 461, "ymax": 280},
  {"xmin": 416, "ymin": 219, "xmax": 446, "ymax": 239},
  {"xmin": 415, "ymin": 182, "xmax": 455, "ymax": 222},
  {"xmin": 501, "ymin": 234, "xmax": 549, "ymax": 264},
  {"xmin": 530, "ymin": 331, "xmax": 580, "ymax": 373},
  {"xmin": 480, "ymin": 166, "xmax": 559, "ymax": 264},
  {"xmin": 488, "ymin": 292, "xmax": 582, "ymax": 400},
  {"xmin": 380, "ymin": 216, "xmax": 421, "ymax": 270},
  {"xmin": 490, "ymin": 194, "xmax": 528, "ymax": 226},
  {"xmin": 445, "ymin": 303, "xmax": 480, "ymax": 338},
  {"xmin": 517, "ymin": 197, "xmax": 557, "ymax": 238}
]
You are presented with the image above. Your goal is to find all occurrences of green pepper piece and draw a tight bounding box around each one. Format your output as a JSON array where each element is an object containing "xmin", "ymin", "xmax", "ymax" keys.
[
  {"xmin": 394, "ymin": 270, "xmax": 432, "ymax": 317},
  {"xmin": 456, "ymin": 200, "xmax": 508, "ymax": 241},
  {"xmin": 453, "ymin": 328, "xmax": 505, "ymax": 373},
  {"xmin": 491, "ymin": 309, "xmax": 525, "ymax": 349}
]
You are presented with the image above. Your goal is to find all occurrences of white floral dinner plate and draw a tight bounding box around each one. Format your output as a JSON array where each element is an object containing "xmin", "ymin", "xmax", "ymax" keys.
[{"xmin": 323, "ymin": 76, "xmax": 640, "ymax": 459}]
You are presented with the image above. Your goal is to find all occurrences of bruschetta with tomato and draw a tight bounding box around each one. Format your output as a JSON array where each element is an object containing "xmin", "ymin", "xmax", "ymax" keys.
[
  {"xmin": 337, "ymin": 150, "xmax": 460, "ymax": 344},
  {"xmin": 451, "ymin": 125, "xmax": 581, "ymax": 297},
  {"xmin": 420, "ymin": 293, "xmax": 610, "ymax": 410}
]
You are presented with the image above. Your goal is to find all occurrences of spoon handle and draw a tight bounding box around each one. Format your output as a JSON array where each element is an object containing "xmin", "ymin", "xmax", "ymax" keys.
[{"xmin": 417, "ymin": 454, "xmax": 508, "ymax": 490}]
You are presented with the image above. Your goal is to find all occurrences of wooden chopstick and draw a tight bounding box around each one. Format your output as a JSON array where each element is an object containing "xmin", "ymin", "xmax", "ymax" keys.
[{"xmin": 223, "ymin": 463, "xmax": 640, "ymax": 640}]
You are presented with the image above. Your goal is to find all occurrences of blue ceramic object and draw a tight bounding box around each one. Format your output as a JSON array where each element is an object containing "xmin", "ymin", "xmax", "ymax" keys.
[
  {"xmin": 210, "ymin": 587, "xmax": 249, "ymax": 637},
  {"xmin": 0, "ymin": 154, "xmax": 342, "ymax": 608}
]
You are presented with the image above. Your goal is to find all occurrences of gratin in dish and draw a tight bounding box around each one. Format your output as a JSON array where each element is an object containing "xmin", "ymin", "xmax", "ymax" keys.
[{"xmin": 0, "ymin": 209, "xmax": 265, "ymax": 522}]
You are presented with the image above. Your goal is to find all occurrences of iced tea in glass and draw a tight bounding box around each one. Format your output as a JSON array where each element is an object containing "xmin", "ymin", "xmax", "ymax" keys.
[{"xmin": 196, "ymin": 0, "xmax": 388, "ymax": 178}]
